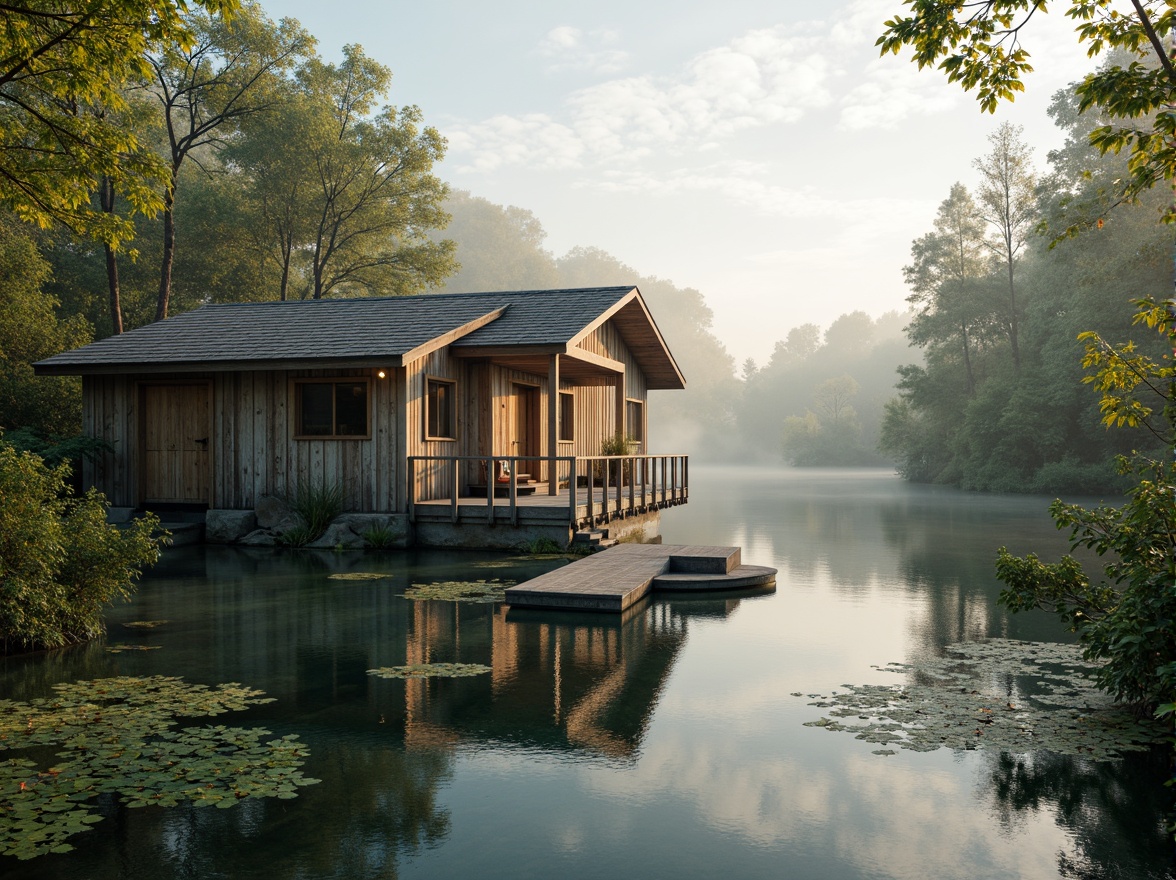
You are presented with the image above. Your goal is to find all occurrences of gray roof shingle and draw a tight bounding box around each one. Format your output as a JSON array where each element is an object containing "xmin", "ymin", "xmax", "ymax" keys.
[{"xmin": 35, "ymin": 287, "xmax": 637, "ymax": 373}]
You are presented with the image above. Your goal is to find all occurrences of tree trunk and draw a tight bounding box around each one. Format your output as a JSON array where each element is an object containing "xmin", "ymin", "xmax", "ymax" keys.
[
  {"xmin": 960, "ymin": 321, "xmax": 975, "ymax": 395},
  {"xmin": 155, "ymin": 170, "xmax": 178, "ymax": 322},
  {"xmin": 99, "ymin": 176, "xmax": 123, "ymax": 335},
  {"xmin": 1006, "ymin": 258, "xmax": 1020, "ymax": 371}
]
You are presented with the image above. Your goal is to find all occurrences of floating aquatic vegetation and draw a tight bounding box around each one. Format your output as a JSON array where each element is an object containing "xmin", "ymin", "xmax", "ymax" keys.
[
  {"xmin": 0, "ymin": 676, "xmax": 319, "ymax": 860},
  {"xmin": 104, "ymin": 644, "xmax": 162, "ymax": 653},
  {"xmin": 403, "ymin": 578, "xmax": 514, "ymax": 603},
  {"xmin": 367, "ymin": 663, "xmax": 492, "ymax": 679},
  {"xmin": 327, "ymin": 572, "xmax": 391, "ymax": 581},
  {"xmin": 469, "ymin": 560, "xmax": 517, "ymax": 569},
  {"xmin": 800, "ymin": 639, "xmax": 1167, "ymax": 760},
  {"xmin": 122, "ymin": 620, "xmax": 169, "ymax": 630}
]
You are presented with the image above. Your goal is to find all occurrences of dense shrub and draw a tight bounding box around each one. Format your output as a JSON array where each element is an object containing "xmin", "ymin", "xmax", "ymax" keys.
[{"xmin": 0, "ymin": 442, "xmax": 163, "ymax": 654}]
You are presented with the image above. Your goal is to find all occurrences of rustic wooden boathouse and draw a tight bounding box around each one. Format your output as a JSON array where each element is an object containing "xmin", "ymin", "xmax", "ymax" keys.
[{"xmin": 34, "ymin": 287, "xmax": 689, "ymax": 548}]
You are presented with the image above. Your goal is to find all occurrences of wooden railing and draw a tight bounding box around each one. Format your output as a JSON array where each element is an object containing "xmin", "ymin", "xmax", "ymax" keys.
[{"xmin": 406, "ymin": 453, "xmax": 688, "ymax": 528}]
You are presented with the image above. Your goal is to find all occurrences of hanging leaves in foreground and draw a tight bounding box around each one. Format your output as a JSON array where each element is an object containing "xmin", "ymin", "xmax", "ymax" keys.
[
  {"xmin": 0, "ymin": 676, "xmax": 319, "ymax": 860},
  {"xmin": 799, "ymin": 640, "xmax": 1167, "ymax": 759}
]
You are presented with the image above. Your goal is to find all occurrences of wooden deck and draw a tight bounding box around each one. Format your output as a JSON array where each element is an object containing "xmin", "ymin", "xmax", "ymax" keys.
[
  {"xmin": 504, "ymin": 544, "xmax": 777, "ymax": 612},
  {"xmin": 411, "ymin": 482, "xmax": 687, "ymax": 529}
]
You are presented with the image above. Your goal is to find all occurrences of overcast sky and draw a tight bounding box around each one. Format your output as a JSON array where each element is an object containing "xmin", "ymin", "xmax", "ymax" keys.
[{"xmin": 261, "ymin": 0, "xmax": 1098, "ymax": 365}]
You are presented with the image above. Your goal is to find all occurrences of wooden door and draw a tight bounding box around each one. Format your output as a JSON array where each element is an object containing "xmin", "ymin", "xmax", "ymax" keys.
[
  {"xmin": 511, "ymin": 383, "xmax": 540, "ymax": 474},
  {"xmin": 141, "ymin": 383, "xmax": 211, "ymax": 504}
]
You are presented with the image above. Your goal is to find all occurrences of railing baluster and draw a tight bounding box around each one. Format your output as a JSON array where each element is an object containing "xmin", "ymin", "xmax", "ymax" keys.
[
  {"xmin": 627, "ymin": 455, "xmax": 635, "ymax": 515},
  {"xmin": 509, "ymin": 458, "xmax": 518, "ymax": 526}
]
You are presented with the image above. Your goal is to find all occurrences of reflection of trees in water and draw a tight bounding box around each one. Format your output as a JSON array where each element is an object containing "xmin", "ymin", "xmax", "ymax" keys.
[
  {"xmin": 982, "ymin": 749, "xmax": 1175, "ymax": 880},
  {"xmin": 0, "ymin": 743, "xmax": 453, "ymax": 880},
  {"xmin": 0, "ymin": 544, "xmax": 744, "ymax": 878}
]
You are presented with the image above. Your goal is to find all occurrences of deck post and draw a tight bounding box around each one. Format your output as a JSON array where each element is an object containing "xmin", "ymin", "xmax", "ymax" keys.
[
  {"xmin": 628, "ymin": 456, "xmax": 635, "ymax": 515},
  {"xmin": 509, "ymin": 460, "xmax": 518, "ymax": 526},
  {"xmin": 586, "ymin": 459, "xmax": 595, "ymax": 524},
  {"xmin": 451, "ymin": 458, "xmax": 459, "ymax": 523},
  {"xmin": 407, "ymin": 457, "xmax": 415, "ymax": 523},
  {"xmin": 486, "ymin": 456, "xmax": 495, "ymax": 524},
  {"xmin": 568, "ymin": 457, "xmax": 577, "ymax": 527},
  {"xmin": 547, "ymin": 355, "xmax": 559, "ymax": 495}
]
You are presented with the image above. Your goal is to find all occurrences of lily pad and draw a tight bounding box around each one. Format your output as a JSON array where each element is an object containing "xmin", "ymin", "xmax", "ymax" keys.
[
  {"xmin": 0, "ymin": 676, "xmax": 317, "ymax": 860},
  {"xmin": 801, "ymin": 639, "xmax": 1168, "ymax": 761},
  {"xmin": 403, "ymin": 579, "xmax": 514, "ymax": 603},
  {"xmin": 367, "ymin": 663, "xmax": 492, "ymax": 679},
  {"xmin": 122, "ymin": 620, "xmax": 169, "ymax": 630},
  {"xmin": 327, "ymin": 572, "xmax": 391, "ymax": 581}
]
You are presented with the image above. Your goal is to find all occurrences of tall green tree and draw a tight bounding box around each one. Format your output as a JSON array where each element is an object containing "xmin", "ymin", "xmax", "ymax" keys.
[
  {"xmin": 974, "ymin": 122, "xmax": 1036, "ymax": 371},
  {"xmin": 0, "ymin": 0, "xmax": 239, "ymax": 246},
  {"xmin": 231, "ymin": 45, "xmax": 455, "ymax": 300},
  {"xmin": 904, "ymin": 182, "xmax": 994, "ymax": 394},
  {"xmin": 147, "ymin": 1, "xmax": 312, "ymax": 319}
]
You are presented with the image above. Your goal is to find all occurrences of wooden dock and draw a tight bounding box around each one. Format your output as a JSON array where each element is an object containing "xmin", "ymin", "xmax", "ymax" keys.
[{"xmin": 504, "ymin": 544, "xmax": 776, "ymax": 613}]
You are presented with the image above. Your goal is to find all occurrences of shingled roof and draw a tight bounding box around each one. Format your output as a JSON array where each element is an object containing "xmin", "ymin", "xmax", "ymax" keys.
[{"xmin": 35, "ymin": 287, "xmax": 686, "ymax": 388}]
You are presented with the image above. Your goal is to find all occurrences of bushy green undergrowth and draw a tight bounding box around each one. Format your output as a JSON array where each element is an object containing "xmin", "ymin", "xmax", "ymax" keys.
[{"xmin": 0, "ymin": 441, "xmax": 163, "ymax": 654}]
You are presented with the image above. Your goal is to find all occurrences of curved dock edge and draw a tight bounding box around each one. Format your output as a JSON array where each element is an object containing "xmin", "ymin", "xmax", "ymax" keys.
[{"xmin": 504, "ymin": 545, "xmax": 777, "ymax": 612}]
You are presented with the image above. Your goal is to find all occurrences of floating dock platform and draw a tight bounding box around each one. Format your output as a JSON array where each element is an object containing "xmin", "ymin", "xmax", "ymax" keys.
[{"xmin": 504, "ymin": 544, "xmax": 776, "ymax": 613}]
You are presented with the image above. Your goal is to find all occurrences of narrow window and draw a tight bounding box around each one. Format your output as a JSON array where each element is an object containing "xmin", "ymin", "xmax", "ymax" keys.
[
  {"xmin": 558, "ymin": 391, "xmax": 575, "ymax": 443},
  {"xmin": 625, "ymin": 399, "xmax": 644, "ymax": 444},
  {"xmin": 296, "ymin": 380, "xmax": 369, "ymax": 438},
  {"xmin": 425, "ymin": 377, "xmax": 457, "ymax": 440}
]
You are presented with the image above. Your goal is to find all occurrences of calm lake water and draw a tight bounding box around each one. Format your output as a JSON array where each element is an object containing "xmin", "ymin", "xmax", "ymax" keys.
[{"xmin": 3, "ymin": 466, "xmax": 1173, "ymax": 879}]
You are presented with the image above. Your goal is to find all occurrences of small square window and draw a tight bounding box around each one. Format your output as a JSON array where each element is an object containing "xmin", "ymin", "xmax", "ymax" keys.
[
  {"xmin": 295, "ymin": 380, "xmax": 369, "ymax": 438},
  {"xmin": 425, "ymin": 377, "xmax": 457, "ymax": 440}
]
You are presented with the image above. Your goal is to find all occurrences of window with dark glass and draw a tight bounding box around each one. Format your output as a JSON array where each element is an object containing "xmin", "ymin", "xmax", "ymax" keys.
[
  {"xmin": 626, "ymin": 399, "xmax": 644, "ymax": 443},
  {"xmin": 426, "ymin": 377, "xmax": 456, "ymax": 440},
  {"xmin": 296, "ymin": 380, "xmax": 369, "ymax": 438},
  {"xmin": 559, "ymin": 391, "xmax": 575, "ymax": 442}
]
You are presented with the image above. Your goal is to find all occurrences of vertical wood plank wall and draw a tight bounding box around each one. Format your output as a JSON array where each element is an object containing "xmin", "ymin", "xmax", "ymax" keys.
[
  {"xmin": 82, "ymin": 368, "xmax": 402, "ymax": 512},
  {"xmin": 571, "ymin": 322, "xmax": 648, "ymax": 456},
  {"xmin": 78, "ymin": 317, "xmax": 653, "ymax": 511}
]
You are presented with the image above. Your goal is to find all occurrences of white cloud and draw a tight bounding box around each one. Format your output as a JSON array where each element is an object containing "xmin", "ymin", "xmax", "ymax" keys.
[
  {"xmin": 447, "ymin": 114, "xmax": 584, "ymax": 173},
  {"xmin": 537, "ymin": 25, "xmax": 629, "ymax": 75},
  {"xmin": 838, "ymin": 60, "xmax": 960, "ymax": 131},
  {"xmin": 452, "ymin": 22, "xmax": 851, "ymax": 173}
]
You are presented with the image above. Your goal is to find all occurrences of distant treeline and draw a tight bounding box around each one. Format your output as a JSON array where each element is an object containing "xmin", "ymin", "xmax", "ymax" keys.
[{"xmin": 880, "ymin": 82, "xmax": 1171, "ymax": 494}]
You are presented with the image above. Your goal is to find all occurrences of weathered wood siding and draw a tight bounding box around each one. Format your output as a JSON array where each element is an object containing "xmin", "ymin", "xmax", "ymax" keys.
[
  {"xmin": 81, "ymin": 368, "xmax": 403, "ymax": 512},
  {"xmin": 78, "ymin": 316, "xmax": 654, "ymax": 510},
  {"xmin": 82, "ymin": 374, "xmax": 143, "ymax": 508},
  {"xmin": 572, "ymin": 320, "xmax": 648, "ymax": 455},
  {"xmin": 405, "ymin": 349, "xmax": 470, "ymax": 501}
]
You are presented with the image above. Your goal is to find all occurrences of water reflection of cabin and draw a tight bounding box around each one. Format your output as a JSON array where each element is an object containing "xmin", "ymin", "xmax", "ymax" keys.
[{"xmin": 34, "ymin": 286, "xmax": 689, "ymax": 547}]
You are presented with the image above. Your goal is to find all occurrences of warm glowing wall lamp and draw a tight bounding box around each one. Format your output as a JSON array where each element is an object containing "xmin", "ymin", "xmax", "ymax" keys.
[{"xmin": 377, "ymin": 370, "xmax": 387, "ymax": 380}]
